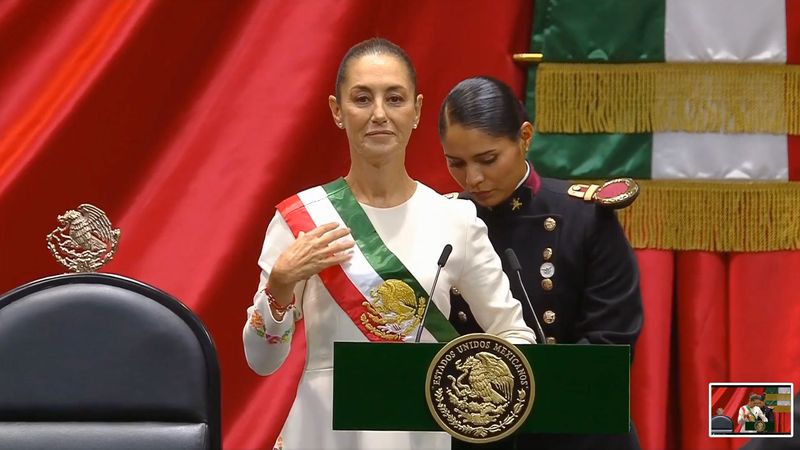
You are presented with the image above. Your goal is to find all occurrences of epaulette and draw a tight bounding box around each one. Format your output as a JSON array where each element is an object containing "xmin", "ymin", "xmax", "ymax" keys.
[
  {"xmin": 443, "ymin": 192, "xmax": 460, "ymax": 199},
  {"xmin": 567, "ymin": 178, "xmax": 639, "ymax": 209}
]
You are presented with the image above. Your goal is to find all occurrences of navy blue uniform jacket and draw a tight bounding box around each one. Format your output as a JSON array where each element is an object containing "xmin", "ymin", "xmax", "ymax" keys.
[{"xmin": 449, "ymin": 176, "xmax": 643, "ymax": 450}]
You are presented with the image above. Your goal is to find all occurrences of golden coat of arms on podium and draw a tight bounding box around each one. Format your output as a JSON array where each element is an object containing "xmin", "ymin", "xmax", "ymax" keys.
[{"xmin": 425, "ymin": 333, "xmax": 534, "ymax": 443}]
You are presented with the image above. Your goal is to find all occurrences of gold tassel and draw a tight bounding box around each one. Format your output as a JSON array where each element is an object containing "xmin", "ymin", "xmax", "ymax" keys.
[
  {"xmin": 536, "ymin": 63, "xmax": 800, "ymax": 135},
  {"xmin": 611, "ymin": 181, "xmax": 800, "ymax": 252}
]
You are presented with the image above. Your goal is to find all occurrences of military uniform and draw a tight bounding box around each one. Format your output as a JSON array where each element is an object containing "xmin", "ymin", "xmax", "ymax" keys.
[{"xmin": 449, "ymin": 167, "xmax": 643, "ymax": 450}]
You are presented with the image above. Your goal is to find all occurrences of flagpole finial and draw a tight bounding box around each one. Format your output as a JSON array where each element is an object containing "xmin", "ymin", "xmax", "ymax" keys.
[{"xmin": 512, "ymin": 53, "xmax": 543, "ymax": 64}]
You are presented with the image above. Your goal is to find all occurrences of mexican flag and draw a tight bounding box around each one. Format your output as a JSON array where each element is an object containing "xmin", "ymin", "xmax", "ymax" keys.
[
  {"xmin": 525, "ymin": 0, "xmax": 800, "ymax": 252},
  {"xmin": 764, "ymin": 386, "xmax": 793, "ymax": 413}
]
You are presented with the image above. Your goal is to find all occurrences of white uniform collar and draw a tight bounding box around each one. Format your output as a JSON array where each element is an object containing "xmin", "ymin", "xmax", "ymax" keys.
[{"xmin": 513, "ymin": 162, "xmax": 531, "ymax": 191}]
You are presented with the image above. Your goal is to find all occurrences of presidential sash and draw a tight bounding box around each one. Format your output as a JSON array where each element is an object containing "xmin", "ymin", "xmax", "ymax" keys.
[
  {"xmin": 276, "ymin": 178, "xmax": 458, "ymax": 342},
  {"xmin": 744, "ymin": 405, "xmax": 759, "ymax": 421}
]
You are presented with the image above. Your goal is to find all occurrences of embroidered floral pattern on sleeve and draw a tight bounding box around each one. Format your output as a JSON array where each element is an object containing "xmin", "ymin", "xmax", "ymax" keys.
[
  {"xmin": 249, "ymin": 309, "xmax": 266, "ymax": 334},
  {"xmin": 248, "ymin": 310, "xmax": 293, "ymax": 344},
  {"xmin": 263, "ymin": 327, "xmax": 292, "ymax": 344}
]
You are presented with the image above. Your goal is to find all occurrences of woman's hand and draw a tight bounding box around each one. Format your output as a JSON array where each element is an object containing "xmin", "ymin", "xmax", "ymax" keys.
[
  {"xmin": 264, "ymin": 223, "xmax": 354, "ymax": 319},
  {"xmin": 271, "ymin": 222, "xmax": 355, "ymax": 286}
]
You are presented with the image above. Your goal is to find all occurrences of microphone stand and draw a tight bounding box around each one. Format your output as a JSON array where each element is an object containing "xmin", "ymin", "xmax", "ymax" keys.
[
  {"xmin": 505, "ymin": 248, "xmax": 547, "ymax": 344},
  {"xmin": 414, "ymin": 244, "xmax": 452, "ymax": 343}
]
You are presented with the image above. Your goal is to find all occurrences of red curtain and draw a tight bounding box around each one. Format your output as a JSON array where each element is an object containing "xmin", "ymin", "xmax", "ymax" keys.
[
  {"xmin": 632, "ymin": 251, "xmax": 800, "ymax": 449},
  {"xmin": 1, "ymin": 2, "xmax": 798, "ymax": 449},
  {"xmin": 0, "ymin": 1, "xmax": 533, "ymax": 449}
]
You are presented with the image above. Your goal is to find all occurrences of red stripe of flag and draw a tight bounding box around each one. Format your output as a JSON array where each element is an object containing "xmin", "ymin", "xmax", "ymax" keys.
[{"xmin": 787, "ymin": 0, "xmax": 800, "ymax": 180}]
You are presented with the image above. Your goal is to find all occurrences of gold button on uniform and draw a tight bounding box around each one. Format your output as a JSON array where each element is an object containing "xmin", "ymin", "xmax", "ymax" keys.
[
  {"xmin": 546, "ymin": 337, "xmax": 557, "ymax": 344},
  {"xmin": 544, "ymin": 217, "xmax": 556, "ymax": 231},
  {"xmin": 457, "ymin": 311, "xmax": 468, "ymax": 323},
  {"xmin": 543, "ymin": 247, "xmax": 553, "ymax": 261},
  {"xmin": 543, "ymin": 310, "xmax": 556, "ymax": 324},
  {"xmin": 541, "ymin": 278, "xmax": 553, "ymax": 291},
  {"xmin": 451, "ymin": 286, "xmax": 460, "ymax": 295}
]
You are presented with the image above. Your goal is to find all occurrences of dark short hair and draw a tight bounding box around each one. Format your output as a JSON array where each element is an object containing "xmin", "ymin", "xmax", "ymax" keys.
[
  {"xmin": 335, "ymin": 38, "xmax": 417, "ymax": 100},
  {"xmin": 438, "ymin": 76, "xmax": 528, "ymax": 141},
  {"xmin": 750, "ymin": 394, "xmax": 763, "ymax": 401}
]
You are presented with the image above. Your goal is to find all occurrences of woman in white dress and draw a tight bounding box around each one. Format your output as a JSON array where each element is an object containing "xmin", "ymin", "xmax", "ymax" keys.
[
  {"xmin": 738, "ymin": 394, "xmax": 769, "ymax": 433},
  {"xmin": 242, "ymin": 38, "xmax": 536, "ymax": 450}
]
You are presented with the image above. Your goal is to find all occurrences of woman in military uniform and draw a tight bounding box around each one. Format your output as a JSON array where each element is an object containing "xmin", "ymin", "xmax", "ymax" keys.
[{"xmin": 438, "ymin": 76, "xmax": 643, "ymax": 449}]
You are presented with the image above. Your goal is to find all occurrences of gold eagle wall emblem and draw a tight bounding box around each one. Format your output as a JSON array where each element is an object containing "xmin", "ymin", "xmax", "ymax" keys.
[{"xmin": 46, "ymin": 203, "xmax": 120, "ymax": 272}]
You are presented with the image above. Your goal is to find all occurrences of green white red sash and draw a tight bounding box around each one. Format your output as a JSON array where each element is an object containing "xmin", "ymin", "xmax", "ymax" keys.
[{"xmin": 276, "ymin": 178, "xmax": 458, "ymax": 342}]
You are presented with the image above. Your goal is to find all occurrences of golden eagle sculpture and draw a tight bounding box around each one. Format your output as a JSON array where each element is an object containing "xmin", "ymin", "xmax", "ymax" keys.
[{"xmin": 47, "ymin": 203, "xmax": 120, "ymax": 272}]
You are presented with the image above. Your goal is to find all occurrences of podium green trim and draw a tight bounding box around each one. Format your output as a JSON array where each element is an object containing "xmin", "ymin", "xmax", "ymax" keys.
[{"xmin": 333, "ymin": 343, "xmax": 630, "ymax": 434}]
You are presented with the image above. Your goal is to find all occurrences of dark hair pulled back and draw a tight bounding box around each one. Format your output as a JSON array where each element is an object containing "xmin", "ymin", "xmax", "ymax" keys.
[{"xmin": 438, "ymin": 76, "xmax": 528, "ymax": 141}]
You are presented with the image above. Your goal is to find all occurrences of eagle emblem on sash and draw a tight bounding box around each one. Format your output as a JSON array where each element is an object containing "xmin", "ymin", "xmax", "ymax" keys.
[{"xmin": 360, "ymin": 279, "xmax": 426, "ymax": 340}]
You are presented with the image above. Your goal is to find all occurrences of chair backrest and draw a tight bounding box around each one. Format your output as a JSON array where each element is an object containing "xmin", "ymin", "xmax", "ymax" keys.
[
  {"xmin": 0, "ymin": 273, "xmax": 220, "ymax": 450},
  {"xmin": 711, "ymin": 415, "xmax": 734, "ymax": 432}
]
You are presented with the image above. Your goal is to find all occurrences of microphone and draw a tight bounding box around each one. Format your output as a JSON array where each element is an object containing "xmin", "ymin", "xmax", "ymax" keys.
[
  {"xmin": 414, "ymin": 244, "xmax": 453, "ymax": 343},
  {"xmin": 504, "ymin": 248, "xmax": 547, "ymax": 344}
]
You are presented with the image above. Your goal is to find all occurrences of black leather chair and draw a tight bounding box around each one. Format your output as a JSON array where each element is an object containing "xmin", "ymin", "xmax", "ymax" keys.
[
  {"xmin": 0, "ymin": 273, "xmax": 220, "ymax": 450},
  {"xmin": 711, "ymin": 415, "xmax": 734, "ymax": 434}
]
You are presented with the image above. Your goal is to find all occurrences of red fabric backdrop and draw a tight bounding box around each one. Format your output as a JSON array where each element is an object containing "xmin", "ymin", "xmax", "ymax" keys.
[
  {"xmin": 632, "ymin": 251, "xmax": 800, "ymax": 450},
  {"xmin": 1, "ymin": 2, "xmax": 798, "ymax": 449}
]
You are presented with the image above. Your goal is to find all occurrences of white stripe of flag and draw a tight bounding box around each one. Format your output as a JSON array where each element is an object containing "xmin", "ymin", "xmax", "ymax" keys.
[{"xmin": 653, "ymin": 0, "xmax": 789, "ymax": 180}]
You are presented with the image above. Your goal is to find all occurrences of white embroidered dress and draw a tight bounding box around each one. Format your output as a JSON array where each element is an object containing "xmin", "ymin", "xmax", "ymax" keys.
[
  {"xmin": 737, "ymin": 404, "xmax": 768, "ymax": 433},
  {"xmin": 243, "ymin": 182, "xmax": 535, "ymax": 450}
]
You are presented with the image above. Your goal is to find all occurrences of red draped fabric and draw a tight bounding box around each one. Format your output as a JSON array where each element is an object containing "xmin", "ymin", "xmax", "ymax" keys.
[
  {"xmin": 788, "ymin": 0, "xmax": 800, "ymax": 179},
  {"xmin": 0, "ymin": 1, "xmax": 533, "ymax": 449},
  {"xmin": 1, "ymin": 2, "xmax": 798, "ymax": 449},
  {"xmin": 632, "ymin": 251, "xmax": 800, "ymax": 450}
]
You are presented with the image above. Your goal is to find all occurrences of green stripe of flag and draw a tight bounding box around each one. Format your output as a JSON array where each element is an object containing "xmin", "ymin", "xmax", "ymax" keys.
[
  {"xmin": 531, "ymin": 0, "xmax": 665, "ymax": 63},
  {"xmin": 529, "ymin": 133, "xmax": 653, "ymax": 179},
  {"xmin": 323, "ymin": 178, "xmax": 458, "ymax": 342},
  {"xmin": 526, "ymin": 0, "xmax": 666, "ymax": 179}
]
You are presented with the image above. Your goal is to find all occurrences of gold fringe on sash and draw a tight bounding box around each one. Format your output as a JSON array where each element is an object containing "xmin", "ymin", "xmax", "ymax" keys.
[
  {"xmin": 536, "ymin": 63, "xmax": 800, "ymax": 135},
  {"xmin": 612, "ymin": 181, "xmax": 800, "ymax": 252}
]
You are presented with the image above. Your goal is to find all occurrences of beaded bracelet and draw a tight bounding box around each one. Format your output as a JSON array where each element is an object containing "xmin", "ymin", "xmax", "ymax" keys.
[{"xmin": 263, "ymin": 286, "xmax": 295, "ymax": 314}]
